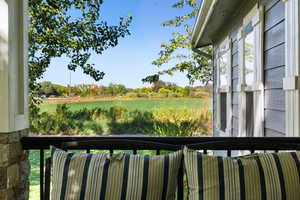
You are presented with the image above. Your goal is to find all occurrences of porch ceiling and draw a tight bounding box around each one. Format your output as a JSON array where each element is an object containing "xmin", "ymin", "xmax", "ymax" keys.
[{"xmin": 192, "ymin": 0, "xmax": 248, "ymax": 48}]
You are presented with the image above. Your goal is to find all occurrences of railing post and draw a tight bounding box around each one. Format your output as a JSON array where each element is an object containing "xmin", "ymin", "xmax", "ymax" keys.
[
  {"xmin": 177, "ymin": 158, "xmax": 184, "ymax": 200},
  {"xmin": 40, "ymin": 149, "xmax": 44, "ymax": 200}
]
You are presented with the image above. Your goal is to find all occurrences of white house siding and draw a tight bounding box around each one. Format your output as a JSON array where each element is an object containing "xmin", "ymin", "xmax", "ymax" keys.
[
  {"xmin": 212, "ymin": 0, "xmax": 286, "ymax": 137},
  {"xmin": 263, "ymin": 0, "xmax": 286, "ymax": 136}
]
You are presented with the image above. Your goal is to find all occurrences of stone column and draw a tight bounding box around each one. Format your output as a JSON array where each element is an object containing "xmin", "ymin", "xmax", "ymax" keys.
[
  {"xmin": 0, "ymin": 131, "xmax": 30, "ymax": 200},
  {"xmin": 0, "ymin": 0, "xmax": 30, "ymax": 199}
]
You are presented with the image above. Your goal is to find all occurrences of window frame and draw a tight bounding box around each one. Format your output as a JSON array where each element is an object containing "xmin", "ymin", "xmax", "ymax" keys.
[
  {"xmin": 216, "ymin": 37, "xmax": 232, "ymax": 136},
  {"xmin": 238, "ymin": 4, "xmax": 264, "ymax": 137}
]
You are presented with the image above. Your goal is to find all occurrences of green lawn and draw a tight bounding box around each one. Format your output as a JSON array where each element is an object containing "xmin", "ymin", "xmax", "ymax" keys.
[
  {"xmin": 30, "ymin": 98, "xmax": 211, "ymax": 199},
  {"xmin": 40, "ymin": 98, "xmax": 210, "ymax": 113},
  {"xmin": 29, "ymin": 151, "xmax": 50, "ymax": 200}
]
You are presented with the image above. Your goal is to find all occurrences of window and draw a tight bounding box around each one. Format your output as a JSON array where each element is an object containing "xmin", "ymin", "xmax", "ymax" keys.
[
  {"xmin": 216, "ymin": 38, "xmax": 231, "ymax": 135},
  {"xmin": 220, "ymin": 92, "xmax": 227, "ymax": 132},
  {"xmin": 244, "ymin": 22, "xmax": 255, "ymax": 136},
  {"xmin": 238, "ymin": 4, "xmax": 264, "ymax": 137},
  {"xmin": 244, "ymin": 22, "xmax": 255, "ymax": 87},
  {"xmin": 219, "ymin": 46, "xmax": 229, "ymax": 88},
  {"xmin": 245, "ymin": 92, "xmax": 254, "ymax": 136}
]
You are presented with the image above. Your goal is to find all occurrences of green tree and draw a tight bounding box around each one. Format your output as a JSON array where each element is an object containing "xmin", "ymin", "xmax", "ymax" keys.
[
  {"xmin": 158, "ymin": 88, "xmax": 172, "ymax": 97},
  {"xmin": 143, "ymin": 0, "xmax": 212, "ymax": 85},
  {"xmin": 39, "ymin": 81, "xmax": 55, "ymax": 97},
  {"xmin": 105, "ymin": 83, "xmax": 127, "ymax": 96},
  {"xmin": 152, "ymin": 80, "xmax": 167, "ymax": 92},
  {"xmin": 52, "ymin": 84, "xmax": 68, "ymax": 96},
  {"xmin": 29, "ymin": 0, "xmax": 132, "ymax": 118}
]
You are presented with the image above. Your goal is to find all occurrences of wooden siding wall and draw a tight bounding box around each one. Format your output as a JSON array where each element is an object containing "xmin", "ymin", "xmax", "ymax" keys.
[
  {"xmin": 212, "ymin": 0, "xmax": 286, "ymax": 137},
  {"xmin": 263, "ymin": 0, "xmax": 285, "ymax": 136}
]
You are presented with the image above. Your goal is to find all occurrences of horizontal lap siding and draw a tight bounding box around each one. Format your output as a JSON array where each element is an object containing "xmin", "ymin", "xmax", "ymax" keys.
[
  {"xmin": 263, "ymin": 0, "xmax": 285, "ymax": 136},
  {"xmin": 265, "ymin": 110, "xmax": 285, "ymax": 133},
  {"xmin": 264, "ymin": 90, "xmax": 285, "ymax": 111},
  {"xmin": 264, "ymin": 65, "xmax": 285, "ymax": 89},
  {"xmin": 264, "ymin": 43, "xmax": 285, "ymax": 69},
  {"xmin": 264, "ymin": 128, "xmax": 285, "ymax": 137}
]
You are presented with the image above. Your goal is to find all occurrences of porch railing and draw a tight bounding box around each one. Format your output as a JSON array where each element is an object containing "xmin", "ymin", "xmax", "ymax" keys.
[{"xmin": 21, "ymin": 136, "xmax": 300, "ymax": 200}]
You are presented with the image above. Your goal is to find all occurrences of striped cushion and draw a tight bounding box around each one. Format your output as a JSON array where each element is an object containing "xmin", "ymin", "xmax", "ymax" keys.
[
  {"xmin": 50, "ymin": 147, "xmax": 182, "ymax": 200},
  {"xmin": 184, "ymin": 148, "xmax": 300, "ymax": 200}
]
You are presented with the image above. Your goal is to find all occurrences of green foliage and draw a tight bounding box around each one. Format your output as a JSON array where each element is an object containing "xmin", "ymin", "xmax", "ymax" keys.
[
  {"xmin": 32, "ymin": 101, "xmax": 212, "ymax": 136},
  {"xmin": 29, "ymin": 0, "xmax": 132, "ymax": 124},
  {"xmin": 107, "ymin": 111, "xmax": 154, "ymax": 134},
  {"xmin": 36, "ymin": 81, "xmax": 211, "ymax": 100},
  {"xmin": 104, "ymin": 83, "xmax": 127, "ymax": 96},
  {"xmin": 30, "ymin": 104, "xmax": 104, "ymax": 135},
  {"xmin": 143, "ymin": 0, "xmax": 212, "ymax": 85},
  {"xmin": 151, "ymin": 108, "xmax": 211, "ymax": 136},
  {"xmin": 83, "ymin": 121, "xmax": 103, "ymax": 134},
  {"xmin": 158, "ymin": 88, "xmax": 172, "ymax": 97},
  {"xmin": 105, "ymin": 106, "xmax": 128, "ymax": 121},
  {"xmin": 39, "ymin": 81, "xmax": 55, "ymax": 96}
]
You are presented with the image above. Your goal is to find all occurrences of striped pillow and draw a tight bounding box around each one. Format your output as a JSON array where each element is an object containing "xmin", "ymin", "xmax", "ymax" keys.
[
  {"xmin": 184, "ymin": 148, "xmax": 300, "ymax": 200},
  {"xmin": 50, "ymin": 147, "xmax": 182, "ymax": 200}
]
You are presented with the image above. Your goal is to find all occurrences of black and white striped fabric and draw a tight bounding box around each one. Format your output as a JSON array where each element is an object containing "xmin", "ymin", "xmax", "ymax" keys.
[
  {"xmin": 184, "ymin": 147, "xmax": 300, "ymax": 200},
  {"xmin": 50, "ymin": 146, "xmax": 182, "ymax": 200}
]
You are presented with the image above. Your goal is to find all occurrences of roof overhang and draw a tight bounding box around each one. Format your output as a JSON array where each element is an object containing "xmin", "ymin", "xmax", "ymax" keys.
[{"xmin": 192, "ymin": 0, "xmax": 247, "ymax": 48}]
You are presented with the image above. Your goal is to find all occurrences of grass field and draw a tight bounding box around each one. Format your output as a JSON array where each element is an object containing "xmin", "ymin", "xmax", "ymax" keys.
[
  {"xmin": 30, "ymin": 98, "xmax": 211, "ymax": 199},
  {"xmin": 40, "ymin": 98, "xmax": 210, "ymax": 113}
]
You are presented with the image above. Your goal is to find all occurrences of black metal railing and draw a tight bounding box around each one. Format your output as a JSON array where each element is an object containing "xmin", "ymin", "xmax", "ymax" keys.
[{"xmin": 21, "ymin": 136, "xmax": 300, "ymax": 200}]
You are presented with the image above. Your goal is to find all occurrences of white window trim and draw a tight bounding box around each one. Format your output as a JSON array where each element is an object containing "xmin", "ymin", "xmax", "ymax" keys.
[
  {"xmin": 216, "ymin": 37, "xmax": 232, "ymax": 136},
  {"xmin": 284, "ymin": 0, "xmax": 300, "ymax": 137},
  {"xmin": 238, "ymin": 4, "xmax": 264, "ymax": 137}
]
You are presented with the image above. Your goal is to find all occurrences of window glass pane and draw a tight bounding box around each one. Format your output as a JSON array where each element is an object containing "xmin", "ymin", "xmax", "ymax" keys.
[
  {"xmin": 220, "ymin": 92, "xmax": 227, "ymax": 132},
  {"xmin": 245, "ymin": 92, "xmax": 254, "ymax": 136},
  {"xmin": 219, "ymin": 52, "xmax": 228, "ymax": 87},
  {"xmin": 244, "ymin": 22, "xmax": 255, "ymax": 86}
]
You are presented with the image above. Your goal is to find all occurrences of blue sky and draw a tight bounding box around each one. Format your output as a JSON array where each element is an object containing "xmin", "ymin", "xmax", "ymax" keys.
[{"xmin": 41, "ymin": 0, "xmax": 197, "ymax": 88}]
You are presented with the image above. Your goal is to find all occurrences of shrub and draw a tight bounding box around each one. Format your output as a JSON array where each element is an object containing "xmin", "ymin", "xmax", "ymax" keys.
[
  {"xmin": 150, "ymin": 107, "xmax": 212, "ymax": 136},
  {"xmin": 158, "ymin": 88, "xmax": 171, "ymax": 97},
  {"xmin": 137, "ymin": 92, "xmax": 148, "ymax": 98},
  {"xmin": 126, "ymin": 92, "xmax": 138, "ymax": 98},
  {"xmin": 91, "ymin": 108, "xmax": 105, "ymax": 120},
  {"xmin": 83, "ymin": 121, "xmax": 103, "ymax": 135},
  {"xmin": 71, "ymin": 108, "xmax": 92, "ymax": 120},
  {"xmin": 31, "ymin": 103, "xmax": 105, "ymax": 135},
  {"xmin": 107, "ymin": 110, "xmax": 154, "ymax": 134},
  {"xmin": 105, "ymin": 106, "xmax": 128, "ymax": 121},
  {"xmin": 55, "ymin": 104, "xmax": 72, "ymax": 120},
  {"xmin": 32, "ymin": 103, "xmax": 212, "ymax": 136}
]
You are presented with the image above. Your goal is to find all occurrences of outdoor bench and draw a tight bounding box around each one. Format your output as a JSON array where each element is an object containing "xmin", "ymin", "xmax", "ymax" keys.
[{"xmin": 21, "ymin": 136, "xmax": 300, "ymax": 200}]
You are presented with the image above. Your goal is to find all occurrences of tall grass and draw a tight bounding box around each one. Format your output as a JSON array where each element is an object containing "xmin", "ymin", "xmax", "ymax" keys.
[
  {"xmin": 151, "ymin": 107, "xmax": 212, "ymax": 136},
  {"xmin": 31, "ymin": 103, "xmax": 212, "ymax": 136}
]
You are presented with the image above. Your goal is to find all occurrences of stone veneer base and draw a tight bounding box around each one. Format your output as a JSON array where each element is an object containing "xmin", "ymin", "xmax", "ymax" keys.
[{"xmin": 0, "ymin": 130, "xmax": 30, "ymax": 200}]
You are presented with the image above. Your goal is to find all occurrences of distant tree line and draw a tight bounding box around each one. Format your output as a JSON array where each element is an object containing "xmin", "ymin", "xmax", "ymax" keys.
[{"xmin": 37, "ymin": 80, "xmax": 211, "ymax": 98}]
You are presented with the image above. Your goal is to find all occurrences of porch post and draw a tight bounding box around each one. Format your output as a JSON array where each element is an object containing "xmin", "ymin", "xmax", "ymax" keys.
[
  {"xmin": 283, "ymin": 0, "xmax": 300, "ymax": 137},
  {"xmin": 0, "ymin": 0, "xmax": 30, "ymax": 199}
]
